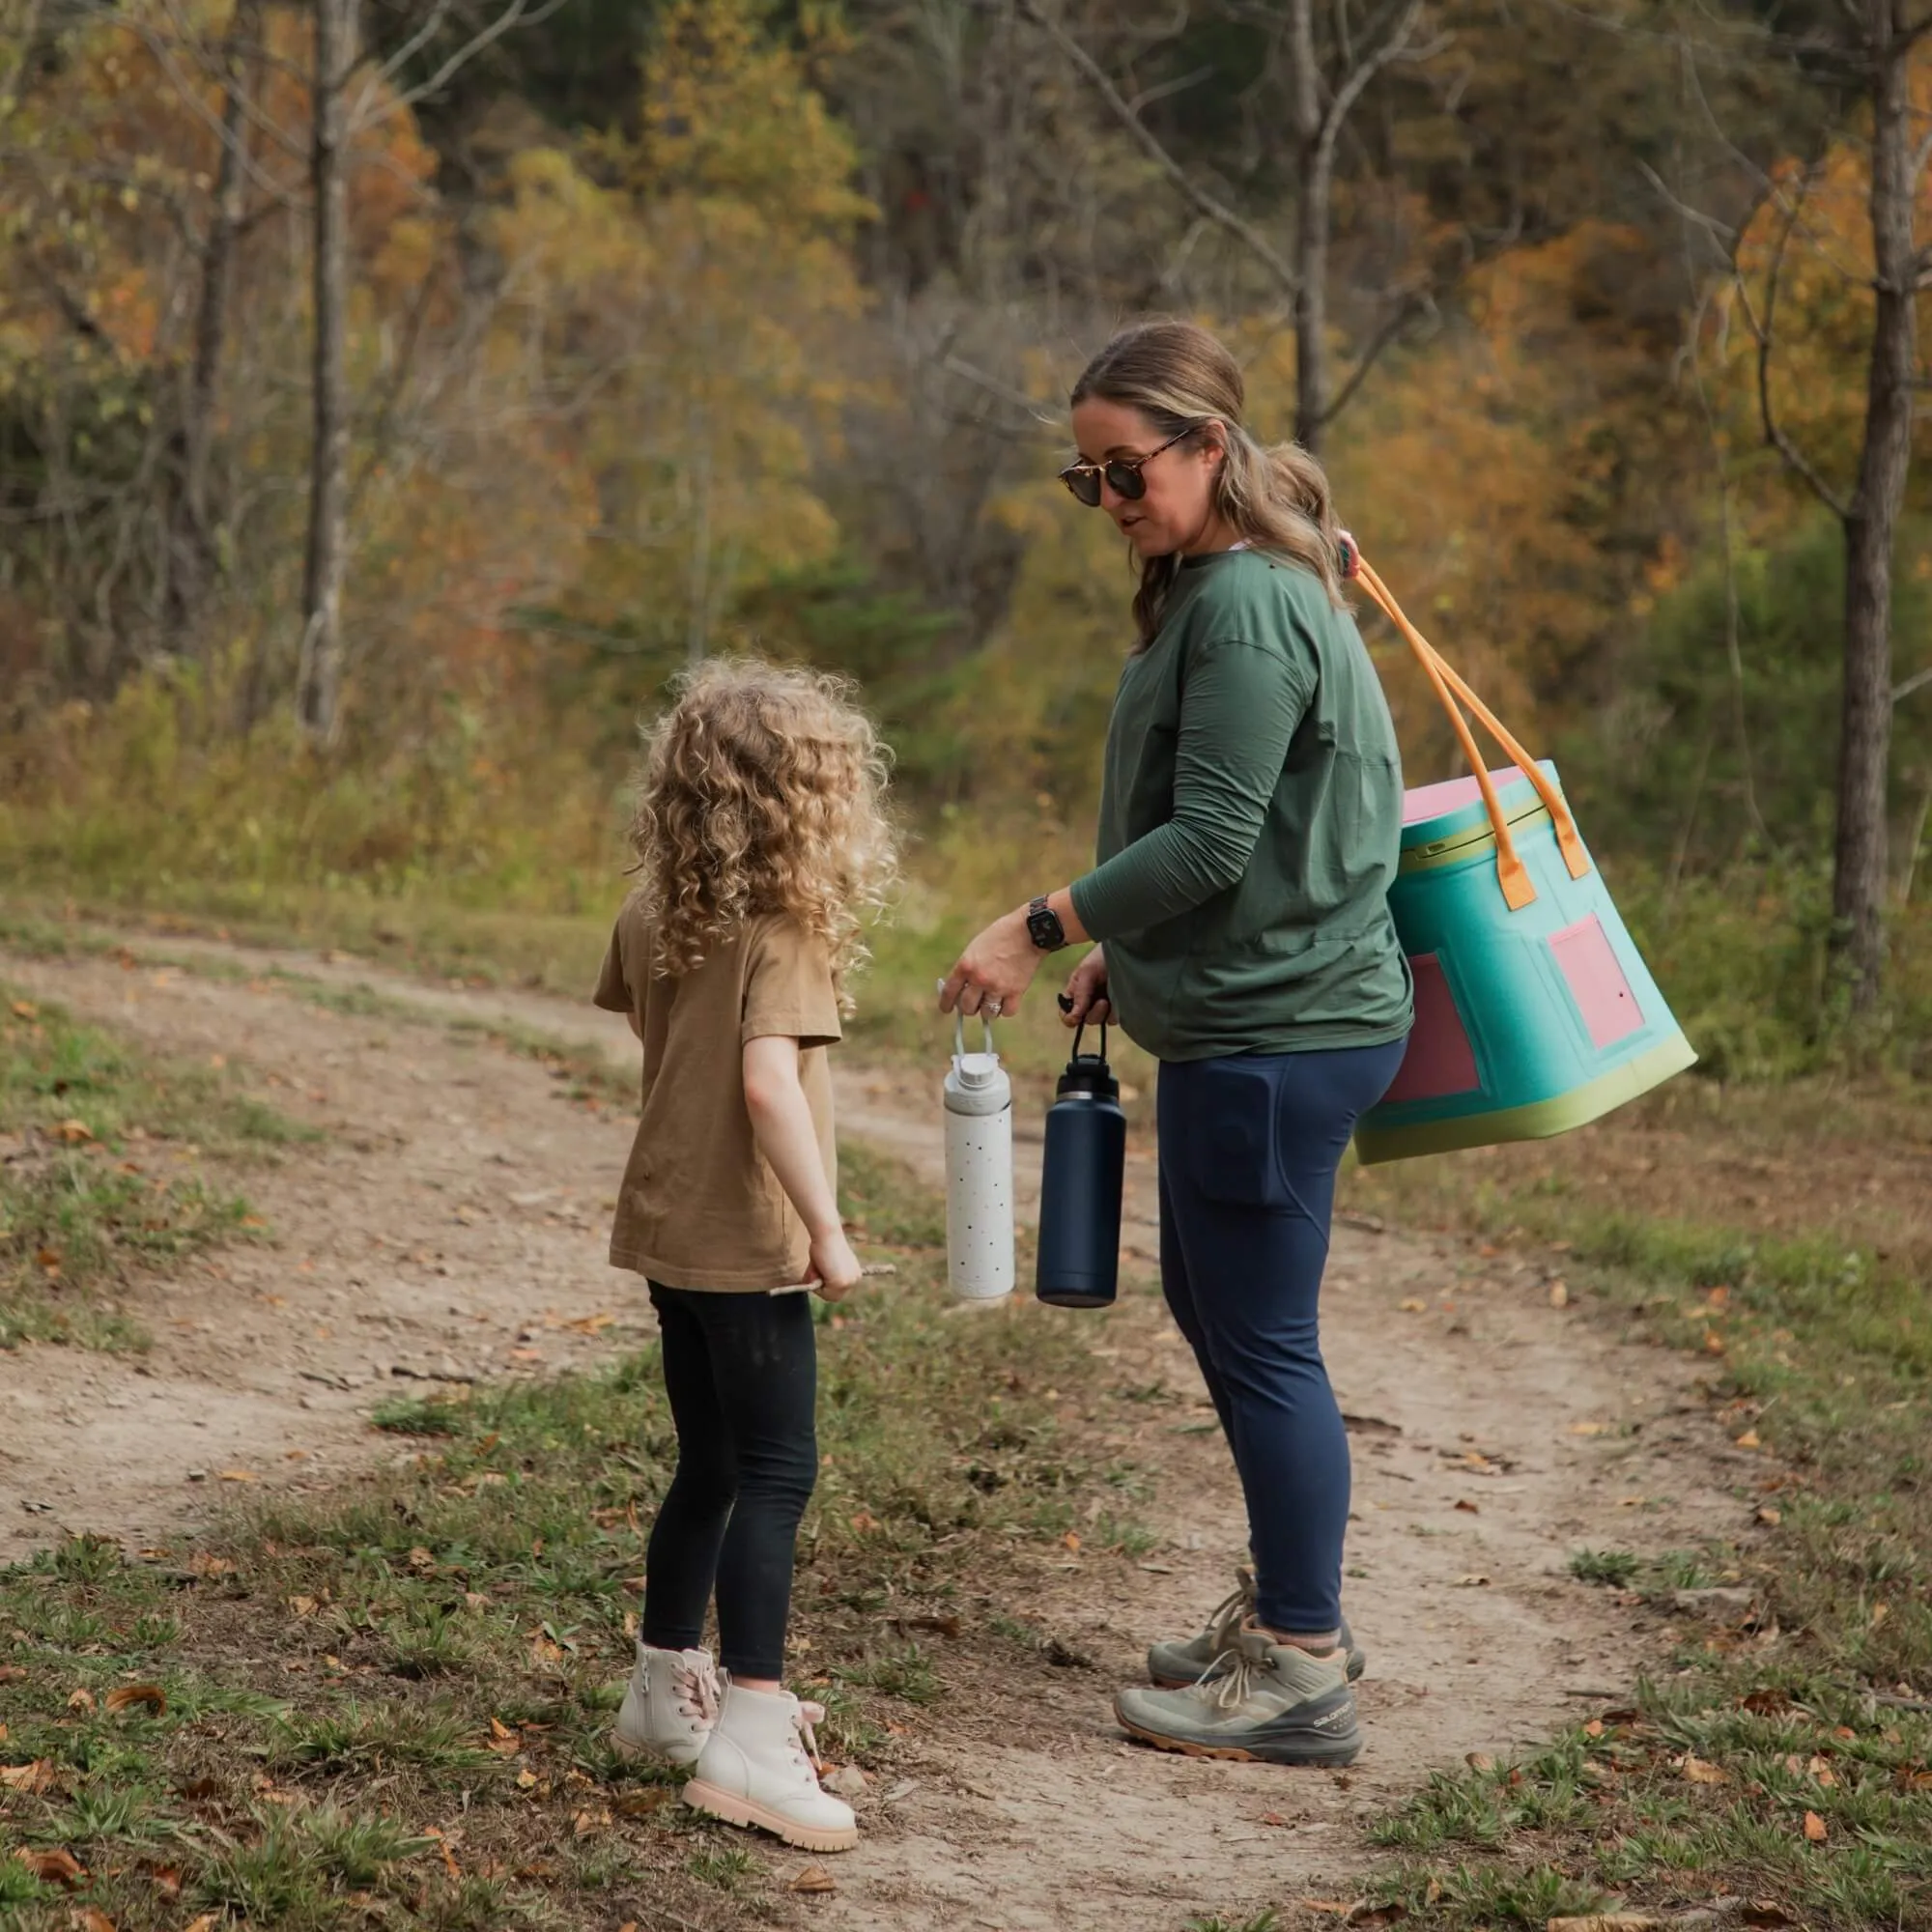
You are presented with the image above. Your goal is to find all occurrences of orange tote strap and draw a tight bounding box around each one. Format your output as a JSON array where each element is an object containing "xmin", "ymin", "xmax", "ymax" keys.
[{"xmin": 1348, "ymin": 552, "xmax": 1591, "ymax": 905}]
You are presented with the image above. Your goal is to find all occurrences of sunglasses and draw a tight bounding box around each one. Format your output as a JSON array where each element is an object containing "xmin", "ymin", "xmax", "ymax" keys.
[{"xmin": 1058, "ymin": 424, "xmax": 1201, "ymax": 507}]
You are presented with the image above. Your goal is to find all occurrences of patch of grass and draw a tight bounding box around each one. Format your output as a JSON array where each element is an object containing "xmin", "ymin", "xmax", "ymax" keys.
[
  {"xmin": 833, "ymin": 1642, "xmax": 944, "ymax": 1706},
  {"xmin": 1352, "ymin": 1102, "xmax": 1932, "ymax": 1929},
  {"xmin": 0, "ymin": 984, "xmax": 299, "ymax": 1349},
  {"xmin": 0, "ymin": 1144, "xmax": 1131, "ymax": 1929},
  {"xmin": 1568, "ymin": 1548, "xmax": 1641, "ymax": 1588}
]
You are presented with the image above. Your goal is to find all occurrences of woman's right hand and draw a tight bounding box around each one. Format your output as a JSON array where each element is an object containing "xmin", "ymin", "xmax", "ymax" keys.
[{"xmin": 1061, "ymin": 946, "xmax": 1112, "ymax": 1027}]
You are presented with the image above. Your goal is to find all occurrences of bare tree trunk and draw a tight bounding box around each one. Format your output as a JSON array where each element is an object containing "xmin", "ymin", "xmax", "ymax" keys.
[
  {"xmin": 1288, "ymin": 0, "xmax": 1328, "ymax": 450},
  {"xmin": 1829, "ymin": 8, "xmax": 1918, "ymax": 1014},
  {"xmin": 298, "ymin": 0, "xmax": 356, "ymax": 743},
  {"xmin": 163, "ymin": 0, "xmax": 258, "ymax": 656}
]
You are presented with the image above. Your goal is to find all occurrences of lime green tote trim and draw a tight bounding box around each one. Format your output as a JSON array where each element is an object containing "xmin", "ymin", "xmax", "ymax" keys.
[{"xmin": 1353, "ymin": 1032, "xmax": 1699, "ymax": 1167}]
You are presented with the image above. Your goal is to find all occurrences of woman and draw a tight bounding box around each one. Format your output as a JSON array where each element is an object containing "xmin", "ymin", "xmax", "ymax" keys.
[{"xmin": 939, "ymin": 319, "xmax": 1412, "ymax": 1768}]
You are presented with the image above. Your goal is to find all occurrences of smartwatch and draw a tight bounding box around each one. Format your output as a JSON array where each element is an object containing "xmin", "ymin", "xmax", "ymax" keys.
[{"xmin": 1026, "ymin": 895, "xmax": 1067, "ymax": 952}]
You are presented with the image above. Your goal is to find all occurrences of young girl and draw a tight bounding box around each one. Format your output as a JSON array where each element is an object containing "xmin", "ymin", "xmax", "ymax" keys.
[{"xmin": 594, "ymin": 658, "xmax": 896, "ymax": 1853}]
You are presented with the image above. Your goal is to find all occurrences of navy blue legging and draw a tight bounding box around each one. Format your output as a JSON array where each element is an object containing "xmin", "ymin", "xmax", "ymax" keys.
[{"xmin": 1157, "ymin": 1039, "xmax": 1407, "ymax": 1635}]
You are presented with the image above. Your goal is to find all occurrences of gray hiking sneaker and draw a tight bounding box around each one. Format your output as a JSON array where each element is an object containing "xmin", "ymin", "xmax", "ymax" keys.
[
  {"xmin": 1146, "ymin": 1567, "xmax": 1366, "ymax": 1688},
  {"xmin": 1117, "ymin": 1628, "xmax": 1361, "ymax": 1767}
]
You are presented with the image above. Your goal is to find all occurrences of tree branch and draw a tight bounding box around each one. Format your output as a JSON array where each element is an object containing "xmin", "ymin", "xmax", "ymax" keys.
[
  {"xmin": 1316, "ymin": 286, "xmax": 1431, "ymax": 429},
  {"xmin": 1003, "ymin": 0, "xmax": 1299, "ymax": 296},
  {"xmin": 1319, "ymin": 0, "xmax": 1425, "ymax": 158},
  {"xmin": 1734, "ymin": 176, "xmax": 1853, "ymax": 522},
  {"xmin": 1896, "ymin": 666, "xmax": 1932, "ymax": 703},
  {"xmin": 353, "ymin": 0, "xmax": 570, "ymax": 129}
]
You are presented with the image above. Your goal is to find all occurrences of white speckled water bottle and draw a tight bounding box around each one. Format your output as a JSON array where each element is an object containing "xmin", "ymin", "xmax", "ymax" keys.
[{"xmin": 943, "ymin": 1010, "xmax": 1014, "ymax": 1302}]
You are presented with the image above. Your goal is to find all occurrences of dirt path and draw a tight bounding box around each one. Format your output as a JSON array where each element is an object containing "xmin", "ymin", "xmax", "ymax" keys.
[{"xmin": 0, "ymin": 934, "xmax": 1749, "ymax": 1929}]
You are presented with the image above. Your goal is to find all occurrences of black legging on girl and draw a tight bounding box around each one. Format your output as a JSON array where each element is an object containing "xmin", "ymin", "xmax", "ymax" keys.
[{"xmin": 641, "ymin": 1283, "xmax": 818, "ymax": 1680}]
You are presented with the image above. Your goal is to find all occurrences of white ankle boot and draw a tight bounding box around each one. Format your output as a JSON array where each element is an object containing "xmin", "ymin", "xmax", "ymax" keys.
[
  {"xmin": 683, "ymin": 1682, "xmax": 860, "ymax": 1852},
  {"xmin": 611, "ymin": 1642, "xmax": 720, "ymax": 1767}
]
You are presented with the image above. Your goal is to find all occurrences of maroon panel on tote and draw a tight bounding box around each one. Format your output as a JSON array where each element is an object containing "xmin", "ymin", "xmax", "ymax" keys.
[{"xmin": 1383, "ymin": 954, "xmax": 1481, "ymax": 1103}]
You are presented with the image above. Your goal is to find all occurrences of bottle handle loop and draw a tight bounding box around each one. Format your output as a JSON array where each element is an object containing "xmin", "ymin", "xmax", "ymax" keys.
[{"xmin": 953, "ymin": 1009, "xmax": 996, "ymax": 1060}]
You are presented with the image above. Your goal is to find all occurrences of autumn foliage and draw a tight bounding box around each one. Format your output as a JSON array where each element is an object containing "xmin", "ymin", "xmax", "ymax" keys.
[{"xmin": 0, "ymin": 0, "xmax": 1927, "ymax": 1059}]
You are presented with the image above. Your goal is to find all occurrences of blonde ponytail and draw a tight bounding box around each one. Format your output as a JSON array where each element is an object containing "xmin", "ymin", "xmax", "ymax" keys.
[{"xmin": 1070, "ymin": 320, "xmax": 1347, "ymax": 647}]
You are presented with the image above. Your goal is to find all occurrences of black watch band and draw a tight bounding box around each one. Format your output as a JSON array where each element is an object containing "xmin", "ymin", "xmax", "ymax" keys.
[{"xmin": 1026, "ymin": 895, "xmax": 1067, "ymax": 952}]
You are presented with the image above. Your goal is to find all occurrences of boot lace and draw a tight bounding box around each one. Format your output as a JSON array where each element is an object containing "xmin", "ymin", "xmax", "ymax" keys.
[
  {"xmin": 793, "ymin": 1700, "xmax": 829, "ymax": 1776},
  {"xmin": 1189, "ymin": 1571, "xmax": 1259, "ymax": 1684},
  {"xmin": 669, "ymin": 1654, "xmax": 721, "ymax": 1726},
  {"xmin": 1208, "ymin": 1649, "xmax": 1266, "ymax": 1712}
]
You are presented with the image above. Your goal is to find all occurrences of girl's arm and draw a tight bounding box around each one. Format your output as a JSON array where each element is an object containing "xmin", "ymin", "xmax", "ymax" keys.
[{"xmin": 742, "ymin": 1035, "xmax": 863, "ymax": 1297}]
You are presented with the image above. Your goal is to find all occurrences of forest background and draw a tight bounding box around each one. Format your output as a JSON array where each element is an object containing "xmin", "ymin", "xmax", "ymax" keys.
[{"xmin": 3, "ymin": 0, "xmax": 1931, "ymax": 1077}]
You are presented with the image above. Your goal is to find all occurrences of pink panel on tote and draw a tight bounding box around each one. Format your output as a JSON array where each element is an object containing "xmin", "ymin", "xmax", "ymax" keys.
[
  {"xmin": 1401, "ymin": 770, "xmax": 1526, "ymax": 827},
  {"xmin": 1383, "ymin": 955, "xmax": 1481, "ymax": 1103},
  {"xmin": 1550, "ymin": 915, "xmax": 1643, "ymax": 1049}
]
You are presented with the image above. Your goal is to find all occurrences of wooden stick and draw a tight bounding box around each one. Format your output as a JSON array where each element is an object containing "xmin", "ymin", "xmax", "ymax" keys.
[{"xmin": 768, "ymin": 1264, "xmax": 899, "ymax": 1297}]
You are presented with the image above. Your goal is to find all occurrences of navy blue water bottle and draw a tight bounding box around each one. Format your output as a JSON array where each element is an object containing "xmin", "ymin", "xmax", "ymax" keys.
[{"xmin": 1035, "ymin": 1019, "xmax": 1127, "ymax": 1309}]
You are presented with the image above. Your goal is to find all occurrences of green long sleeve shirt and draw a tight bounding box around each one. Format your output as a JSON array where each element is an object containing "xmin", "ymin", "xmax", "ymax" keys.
[{"xmin": 1068, "ymin": 548, "xmax": 1413, "ymax": 1063}]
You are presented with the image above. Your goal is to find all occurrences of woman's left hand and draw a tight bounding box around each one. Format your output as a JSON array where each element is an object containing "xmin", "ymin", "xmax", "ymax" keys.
[{"xmin": 939, "ymin": 908, "xmax": 1043, "ymax": 1019}]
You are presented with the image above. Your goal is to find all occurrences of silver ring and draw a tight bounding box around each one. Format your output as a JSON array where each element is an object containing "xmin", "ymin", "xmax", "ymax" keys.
[{"xmin": 986, "ymin": 998, "xmax": 1004, "ymax": 1017}]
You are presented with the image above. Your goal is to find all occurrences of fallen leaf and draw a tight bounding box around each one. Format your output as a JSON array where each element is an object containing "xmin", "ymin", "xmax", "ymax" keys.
[
  {"xmin": 0, "ymin": 1760, "xmax": 60, "ymax": 1794},
  {"xmin": 1756, "ymin": 1506, "xmax": 1782, "ymax": 1526},
  {"xmin": 1548, "ymin": 1280, "xmax": 1570, "ymax": 1308},
  {"xmin": 1802, "ymin": 1809, "xmax": 1828, "ymax": 1841},
  {"xmin": 1465, "ymin": 1751, "xmax": 1495, "ymax": 1772},
  {"xmin": 1681, "ymin": 1753, "xmax": 1729, "ymax": 1784},
  {"xmin": 183, "ymin": 1918, "xmax": 220, "ymax": 1932},
  {"xmin": 104, "ymin": 1684, "xmax": 166, "ymax": 1717},
  {"xmin": 612, "ymin": 1788, "xmax": 670, "ymax": 1818},
  {"xmin": 1871, "ymin": 1601, "xmax": 1889, "ymax": 1626},
  {"xmin": 71, "ymin": 1910, "xmax": 117, "ymax": 1932},
  {"xmin": 217, "ymin": 1469, "xmax": 256, "ymax": 1484},
  {"xmin": 1806, "ymin": 1755, "xmax": 1836, "ymax": 1787},
  {"xmin": 1259, "ymin": 1809, "xmax": 1290, "ymax": 1825},
  {"xmin": 1735, "ymin": 1430, "xmax": 1761, "ymax": 1449},
  {"xmin": 143, "ymin": 1861, "xmax": 183, "ymax": 1896},
  {"xmin": 1454, "ymin": 1498, "xmax": 1480, "ymax": 1514},
  {"xmin": 288, "ymin": 1595, "xmax": 318, "ymax": 1617},
  {"xmin": 789, "ymin": 1863, "xmax": 838, "ymax": 1893},
  {"xmin": 1062, "ymin": 1531, "xmax": 1081, "ymax": 1552},
  {"xmin": 54, "ymin": 1120, "xmax": 93, "ymax": 1143},
  {"xmin": 1583, "ymin": 1719, "xmax": 1605, "ymax": 1738},
  {"xmin": 1569, "ymin": 1420, "xmax": 1607, "ymax": 1436},
  {"xmin": 515, "ymin": 1769, "xmax": 538, "ymax": 1791},
  {"xmin": 11, "ymin": 1000, "xmax": 37, "ymax": 1018},
  {"xmin": 12, "ymin": 1847, "xmax": 86, "ymax": 1888},
  {"xmin": 1398, "ymin": 1297, "xmax": 1427, "ymax": 1313},
  {"xmin": 0, "ymin": 1666, "xmax": 25, "ymax": 1683},
  {"xmin": 66, "ymin": 1689, "xmax": 96, "ymax": 1713},
  {"xmin": 1704, "ymin": 1330, "xmax": 1726, "ymax": 1354},
  {"xmin": 1547, "ymin": 1918, "xmax": 1663, "ymax": 1931},
  {"xmin": 408, "ymin": 1547, "xmax": 436, "ymax": 1572}
]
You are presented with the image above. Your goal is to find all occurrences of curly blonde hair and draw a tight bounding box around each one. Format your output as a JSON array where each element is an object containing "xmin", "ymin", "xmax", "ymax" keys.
[{"xmin": 629, "ymin": 658, "xmax": 898, "ymax": 1004}]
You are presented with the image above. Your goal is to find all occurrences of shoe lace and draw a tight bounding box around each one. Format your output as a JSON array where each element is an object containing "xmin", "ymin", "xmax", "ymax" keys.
[
  {"xmin": 793, "ymin": 1700, "xmax": 828, "ymax": 1775},
  {"xmin": 1208, "ymin": 1649, "xmax": 1266, "ymax": 1712},
  {"xmin": 1204, "ymin": 1578, "xmax": 1254, "ymax": 1656},
  {"xmin": 670, "ymin": 1655, "xmax": 721, "ymax": 1726}
]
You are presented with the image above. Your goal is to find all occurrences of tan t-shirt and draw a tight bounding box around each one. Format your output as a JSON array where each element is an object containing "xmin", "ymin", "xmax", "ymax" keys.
[{"xmin": 593, "ymin": 900, "xmax": 842, "ymax": 1292}]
